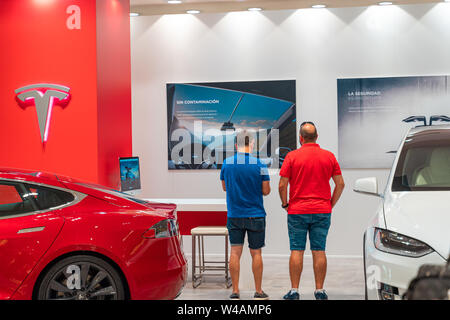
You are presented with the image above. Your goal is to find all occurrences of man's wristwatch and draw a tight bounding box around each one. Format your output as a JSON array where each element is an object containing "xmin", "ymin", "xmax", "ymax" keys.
[{"xmin": 282, "ymin": 203, "xmax": 289, "ymax": 209}]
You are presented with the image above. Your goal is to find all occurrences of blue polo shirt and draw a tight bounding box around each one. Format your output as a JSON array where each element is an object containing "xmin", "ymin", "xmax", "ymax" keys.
[{"xmin": 220, "ymin": 153, "xmax": 270, "ymax": 218}]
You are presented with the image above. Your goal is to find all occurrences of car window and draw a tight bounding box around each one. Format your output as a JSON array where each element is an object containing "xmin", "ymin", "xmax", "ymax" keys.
[
  {"xmin": 0, "ymin": 181, "xmax": 75, "ymax": 218},
  {"xmin": 23, "ymin": 184, "xmax": 75, "ymax": 211},
  {"xmin": 0, "ymin": 182, "xmax": 36, "ymax": 217},
  {"xmin": 392, "ymin": 130, "xmax": 450, "ymax": 191}
]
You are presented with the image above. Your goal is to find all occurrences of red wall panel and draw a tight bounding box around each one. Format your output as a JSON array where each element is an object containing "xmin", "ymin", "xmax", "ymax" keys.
[
  {"xmin": 96, "ymin": 0, "xmax": 133, "ymax": 188},
  {"xmin": 0, "ymin": 0, "xmax": 98, "ymax": 182},
  {"xmin": 177, "ymin": 211, "xmax": 228, "ymax": 235},
  {"xmin": 0, "ymin": 0, "xmax": 132, "ymax": 188}
]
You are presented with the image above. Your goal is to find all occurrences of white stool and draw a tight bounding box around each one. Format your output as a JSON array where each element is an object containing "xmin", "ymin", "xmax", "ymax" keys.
[{"xmin": 191, "ymin": 226, "xmax": 232, "ymax": 288}]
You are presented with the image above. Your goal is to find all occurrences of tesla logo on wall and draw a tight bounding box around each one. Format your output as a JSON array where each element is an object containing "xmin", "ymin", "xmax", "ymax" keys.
[{"xmin": 15, "ymin": 84, "xmax": 71, "ymax": 143}]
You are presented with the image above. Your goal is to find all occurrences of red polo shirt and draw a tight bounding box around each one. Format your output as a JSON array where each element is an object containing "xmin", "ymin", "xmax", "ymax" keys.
[{"xmin": 279, "ymin": 143, "xmax": 342, "ymax": 214}]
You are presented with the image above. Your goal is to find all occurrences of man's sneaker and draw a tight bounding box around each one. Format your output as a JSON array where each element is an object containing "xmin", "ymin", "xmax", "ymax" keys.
[
  {"xmin": 314, "ymin": 289, "xmax": 328, "ymax": 300},
  {"xmin": 283, "ymin": 290, "xmax": 300, "ymax": 300},
  {"xmin": 229, "ymin": 292, "xmax": 240, "ymax": 300},
  {"xmin": 254, "ymin": 291, "xmax": 269, "ymax": 300}
]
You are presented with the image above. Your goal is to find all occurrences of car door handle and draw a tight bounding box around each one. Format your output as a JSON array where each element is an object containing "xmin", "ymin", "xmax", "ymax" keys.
[{"xmin": 17, "ymin": 227, "xmax": 45, "ymax": 234}]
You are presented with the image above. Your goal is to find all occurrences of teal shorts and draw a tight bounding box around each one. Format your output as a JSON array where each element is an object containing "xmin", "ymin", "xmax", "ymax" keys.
[{"xmin": 287, "ymin": 213, "xmax": 331, "ymax": 251}]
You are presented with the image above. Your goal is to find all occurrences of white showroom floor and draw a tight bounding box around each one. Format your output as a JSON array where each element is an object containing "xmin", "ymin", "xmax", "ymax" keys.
[{"xmin": 178, "ymin": 255, "xmax": 365, "ymax": 300}]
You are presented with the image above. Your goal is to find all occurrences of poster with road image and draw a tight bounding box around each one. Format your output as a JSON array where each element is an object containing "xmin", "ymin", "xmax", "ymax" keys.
[
  {"xmin": 338, "ymin": 76, "xmax": 450, "ymax": 168},
  {"xmin": 167, "ymin": 80, "xmax": 296, "ymax": 170}
]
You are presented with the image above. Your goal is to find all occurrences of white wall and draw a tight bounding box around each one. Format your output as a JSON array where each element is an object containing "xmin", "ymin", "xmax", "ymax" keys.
[{"xmin": 130, "ymin": 3, "xmax": 450, "ymax": 256}]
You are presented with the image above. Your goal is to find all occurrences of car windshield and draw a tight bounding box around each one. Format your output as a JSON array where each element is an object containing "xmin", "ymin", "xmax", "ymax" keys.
[{"xmin": 392, "ymin": 128, "xmax": 450, "ymax": 191}]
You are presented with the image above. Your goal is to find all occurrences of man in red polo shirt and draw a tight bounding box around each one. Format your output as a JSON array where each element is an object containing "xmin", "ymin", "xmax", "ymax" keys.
[{"xmin": 278, "ymin": 122, "xmax": 345, "ymax": 300}]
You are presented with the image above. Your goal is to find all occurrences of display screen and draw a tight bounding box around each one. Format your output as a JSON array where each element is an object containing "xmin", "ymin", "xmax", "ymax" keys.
[
  {"xmin": 119, "ymin": 157, "xmax": 141, "ymax": 192},
  {"xmin": 167, "ymin": 80, "xmax": 297, "ymax": 170}
]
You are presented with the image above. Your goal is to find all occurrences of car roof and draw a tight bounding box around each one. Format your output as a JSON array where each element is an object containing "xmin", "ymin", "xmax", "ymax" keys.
[
  {"xmin": 0, "ymin": 167, "xmax": 56, "ymax": 177},
  {"xmin": 404, "ymin": 124, "xmax": 450, "ymax": 145},
  {"xmin": 0, "ymin": 168, "xmax": 66, "ymax": 187},
  {"xmin": 407, "ymin": 124, "xmax": 450, "ymax": 135}
]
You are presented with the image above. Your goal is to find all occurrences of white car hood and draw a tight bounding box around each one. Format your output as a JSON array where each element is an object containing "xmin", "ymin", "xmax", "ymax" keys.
[{"xmin": 384, "ymin": 192, "xmax": 450, "ymax": 260}]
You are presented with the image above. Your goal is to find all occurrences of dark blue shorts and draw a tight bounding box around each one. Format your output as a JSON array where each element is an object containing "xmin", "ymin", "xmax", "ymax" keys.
[
  {"xmin": 227, "ymin": 217, "xmax": 266, "ymax": 250},
  {"xmin": 287, "ymin": 214, "xmax": 331, "ymax": 251}
]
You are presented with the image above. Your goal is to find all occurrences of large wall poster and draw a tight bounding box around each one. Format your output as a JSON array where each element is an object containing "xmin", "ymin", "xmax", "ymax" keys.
[
  {"xmin": 167, "ymin": 80, "xmax": 296, "ymax": 170},
  {"xmin": 338, "ymin": 76, "xmax": 450, "ymax": 169}
]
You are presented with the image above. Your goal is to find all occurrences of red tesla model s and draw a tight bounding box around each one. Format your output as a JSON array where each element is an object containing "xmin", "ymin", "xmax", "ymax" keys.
[{"xmin": 0, "ymin": 168, "xmax": 187, "ymax": 300}]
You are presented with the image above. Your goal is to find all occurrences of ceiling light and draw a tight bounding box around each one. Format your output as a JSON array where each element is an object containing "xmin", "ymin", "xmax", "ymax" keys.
[
  {"xmin": 186, "ymin": 10, "xmax": 200, "ymax": 14},
  {"xmin": 248, "ymin": 7, "xmax": 262, "ymax": 11},
  {"xmin": 167, "ymin": 0, "xmax": 182, "ymax": 4},
  {"xmin": 312, "ymin": 4, "xmax": 327, "ymax": 9},
  {"xmin": 129, "ymin": 12, "xmax": 140, "ymax": 17},
  {"xmin": 378, "ymin": 1, "xmax": 393, "ymax": 5}
]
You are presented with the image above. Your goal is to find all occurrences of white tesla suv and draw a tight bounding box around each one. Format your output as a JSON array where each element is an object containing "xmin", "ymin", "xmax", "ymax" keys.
[{"xmin": 354, "ymin": 124, "xmax": 450, "ymax": 300}]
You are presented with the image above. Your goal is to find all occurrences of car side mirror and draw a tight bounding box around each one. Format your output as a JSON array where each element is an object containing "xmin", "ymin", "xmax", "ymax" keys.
[{"xmin": 353, "ymin": 177, "xmax": 381, "ymax": 197}]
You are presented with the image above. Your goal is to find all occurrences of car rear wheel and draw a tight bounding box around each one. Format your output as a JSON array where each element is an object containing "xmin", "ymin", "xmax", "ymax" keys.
[{"xmin": 37, "ymin": 255, "xmax": 125, "ymax": 300}]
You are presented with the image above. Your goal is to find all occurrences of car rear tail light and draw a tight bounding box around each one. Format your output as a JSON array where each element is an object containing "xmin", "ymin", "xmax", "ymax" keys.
[
  {"xmin": 143, "ymin": 219, "xmax": 179, "ymax": 239},
  {"xmin": 142, "ymin": 228, "xmax": 156, "ymax": 239}
]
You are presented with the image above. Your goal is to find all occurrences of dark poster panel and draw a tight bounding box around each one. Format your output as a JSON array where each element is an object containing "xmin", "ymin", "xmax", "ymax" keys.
[
  {"xmin": 167, "ymin": 80, "xmax": 296, "ymax": 170},
  {"xmin": 338, "ymin": 76, "xmax": 450, "ymax": 168}
]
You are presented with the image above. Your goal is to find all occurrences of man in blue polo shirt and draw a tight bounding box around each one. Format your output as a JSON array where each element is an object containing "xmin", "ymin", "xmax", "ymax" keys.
[{"xmin": 220, "ymin": 130, "xmax": 271, "ymax": 300}]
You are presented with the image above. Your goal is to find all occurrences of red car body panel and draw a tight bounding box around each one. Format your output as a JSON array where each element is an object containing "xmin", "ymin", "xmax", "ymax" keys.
[
  {"xmin": 0, "ymin": 212, "xmax": 64, "ymax": 299},
  {"xmin": 0, "ymin": 169, "xmax": 187, "ymax": 300}
]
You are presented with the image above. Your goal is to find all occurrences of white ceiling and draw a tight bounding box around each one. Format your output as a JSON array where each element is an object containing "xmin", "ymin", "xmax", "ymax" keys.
[
  {"xmin": 131, "ymin": 0, "xmax": 243, "ymax": 3},
  {"xmin": 130, "ymin": 0, "xmax": 443, "ymax": 15}
]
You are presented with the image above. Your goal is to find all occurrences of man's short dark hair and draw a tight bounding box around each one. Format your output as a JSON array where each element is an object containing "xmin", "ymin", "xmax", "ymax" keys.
[
  {"xmin": 300, "ymin": 121, "xmax": 318, "ymax": 142},
  {"xmin": 235, "ymin": 129, "xmax": 255, "ymax": 147}
]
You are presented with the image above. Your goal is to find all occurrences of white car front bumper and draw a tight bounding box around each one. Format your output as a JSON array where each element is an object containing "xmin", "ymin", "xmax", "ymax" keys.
[{"xmin": 364, "ymin": 227, "xmax": 447, "ymax": 300}]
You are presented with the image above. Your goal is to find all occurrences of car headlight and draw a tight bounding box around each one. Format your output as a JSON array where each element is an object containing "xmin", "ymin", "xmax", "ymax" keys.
[{"xmin": 374, "ymin": 228, "xmax": 434, "ymax": 257}]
